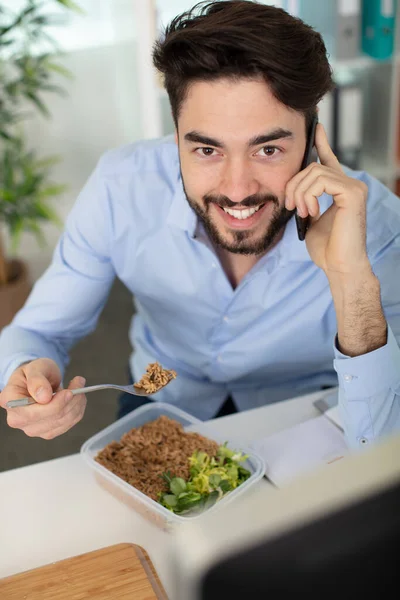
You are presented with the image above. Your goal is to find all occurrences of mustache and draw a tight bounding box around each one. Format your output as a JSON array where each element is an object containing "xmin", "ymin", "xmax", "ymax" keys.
[{"xmin": 203, "ymin": 193, "xmax": 279, "ymax": 209}]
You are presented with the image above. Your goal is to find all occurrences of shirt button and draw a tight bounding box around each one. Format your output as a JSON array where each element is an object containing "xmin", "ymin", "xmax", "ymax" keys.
[
  {"xmin": 217, "ymin": 355, "xmax": 223, "ymax": 363},
  {"xmin": 223, "ymin": 316, "xmax": 229, "ymax": 322},
  {"xmin": 358, "ymin": 437, "xmax": 369, "ymax": 446},
  {"xmin": 212, "ymin": 263, "xmax": 217, "ymax": 268},
  {"xmin": 343, "ymin": 374, "xmax": 353, "ymax": 382}
]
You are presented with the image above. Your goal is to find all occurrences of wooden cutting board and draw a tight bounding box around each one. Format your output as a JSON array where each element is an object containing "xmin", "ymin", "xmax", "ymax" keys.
[{"xmin": 0, "ymin": 543, "xmax": 168, "ymax": 599}]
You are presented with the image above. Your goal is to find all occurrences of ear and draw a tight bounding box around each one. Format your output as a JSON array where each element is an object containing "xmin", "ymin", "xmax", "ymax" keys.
[{"xmin": 174, "ymin": 130, "xmax": 178, "ymax": 145}]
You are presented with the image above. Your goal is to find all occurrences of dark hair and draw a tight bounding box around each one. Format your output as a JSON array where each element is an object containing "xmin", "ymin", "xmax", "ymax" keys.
[{"xmin": 153, "ymin": 0, "xmax": 333, "ymax": 131}]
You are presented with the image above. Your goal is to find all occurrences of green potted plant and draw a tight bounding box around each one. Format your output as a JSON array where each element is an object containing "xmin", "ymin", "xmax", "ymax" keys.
[{"xmin": 0, "ymin": 0, "xmax": 81, "ymax": 328}]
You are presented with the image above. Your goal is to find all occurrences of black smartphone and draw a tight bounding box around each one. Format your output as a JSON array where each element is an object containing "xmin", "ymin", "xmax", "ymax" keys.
[{"xmin": 295, "ymin": 114, "xmax": 319, "ymax": 241}]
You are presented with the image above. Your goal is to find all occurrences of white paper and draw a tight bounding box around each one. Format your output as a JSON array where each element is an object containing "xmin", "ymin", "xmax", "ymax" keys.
[
  {"xmin": 324, "ymin": 405, "xmax": 343, "ymax": 430},
  {"xmin": 381, "ymin": 0, "xmax": 394, "ymax": 18},
  {"xmin": 339, "ymin": 86, "xmax": 363, "ymax": 150},
  {"xmin": 251, "ymin": 415, "xmax": 349, "ymax": 488},
  {"xmin": 338, "ymin": 0, "xmax": 360, "ymax": 16}
]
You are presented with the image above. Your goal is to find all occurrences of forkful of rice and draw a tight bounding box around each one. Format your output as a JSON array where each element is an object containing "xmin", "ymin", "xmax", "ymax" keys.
[{"xmin": 6, "ymin": 362, "xmax": 177, "ymax": 408}]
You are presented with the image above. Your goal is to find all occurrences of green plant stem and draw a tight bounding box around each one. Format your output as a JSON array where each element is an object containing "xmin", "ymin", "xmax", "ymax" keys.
[{"xmin": 0, "ymin": 231, "xmax": 8, "ymax": 286}]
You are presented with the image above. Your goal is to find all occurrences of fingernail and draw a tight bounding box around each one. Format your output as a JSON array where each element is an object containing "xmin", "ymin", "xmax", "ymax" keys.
[
  {"xmin": 35, "ymin": 387, "xmax": 47, "ymax": 402},
  {"xmin": 297, "ymin": 206, "xmax": 306, "ymax": 218},
  {"xmin": 78, "ymin": 377, "xmax": 86, "ymax": 387}
]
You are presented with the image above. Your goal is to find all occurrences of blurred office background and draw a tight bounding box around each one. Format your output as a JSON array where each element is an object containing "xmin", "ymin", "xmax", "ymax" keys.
[{"xmin": 1, "ymin": 0, "xmax": 399, "ymax": 470}]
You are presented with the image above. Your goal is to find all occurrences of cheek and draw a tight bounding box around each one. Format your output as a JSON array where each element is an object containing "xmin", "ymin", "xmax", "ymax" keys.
[
  {"xmin": 255, "ymin": 166, "xmax": 294, "ymax": 202},
  {"xmin": 181, "ymin": 158, "xmax": 222, "ymax": 197}
]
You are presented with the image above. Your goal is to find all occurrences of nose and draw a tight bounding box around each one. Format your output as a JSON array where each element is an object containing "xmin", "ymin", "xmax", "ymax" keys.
[{"xmin": 217, "ymin": 158, "xmax": 260, "ymax": 203}]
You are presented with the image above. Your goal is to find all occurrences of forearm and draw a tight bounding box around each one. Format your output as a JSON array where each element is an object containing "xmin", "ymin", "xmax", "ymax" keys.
[{"xmin": 328, "ymin": 268, "xmax": 387, "ymax": 357}]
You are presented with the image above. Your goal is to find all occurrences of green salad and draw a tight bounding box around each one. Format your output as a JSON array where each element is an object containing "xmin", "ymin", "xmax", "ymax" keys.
[{"xmin": 158, "ymin": 442, "xmax": 251, "ymax": 515}]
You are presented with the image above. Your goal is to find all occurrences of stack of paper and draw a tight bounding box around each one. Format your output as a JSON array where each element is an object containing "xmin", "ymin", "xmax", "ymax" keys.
[{"xmin": 251, "ymin": 415, "xmax": 349, "ymax": 488}]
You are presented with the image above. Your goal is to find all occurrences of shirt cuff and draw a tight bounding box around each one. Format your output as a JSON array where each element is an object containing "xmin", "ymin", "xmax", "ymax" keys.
[{"xmin": 333, "ymin": 325, "xmax": 400, "ymax": 400}]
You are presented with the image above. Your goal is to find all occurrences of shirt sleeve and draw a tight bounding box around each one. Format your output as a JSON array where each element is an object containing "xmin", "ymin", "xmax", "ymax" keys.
[
  {"xmin": 333, "ymin": 218, "xmax": 400, "ymax": 449},
  {"xmin": 0, "ymin": 157, "xmax": 116, "ymax": 389},
  {"xmin": 334, "ymin": 326, "xmax": 400, "ymax": 449}
]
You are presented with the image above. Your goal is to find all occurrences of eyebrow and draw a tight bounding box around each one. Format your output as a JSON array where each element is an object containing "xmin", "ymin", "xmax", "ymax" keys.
[{"xmin": 184, "ymin": 128, "xmax": 294, "ymax": 149}]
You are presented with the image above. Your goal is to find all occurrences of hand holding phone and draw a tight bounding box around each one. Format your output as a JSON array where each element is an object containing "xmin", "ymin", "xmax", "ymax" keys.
[{"xmin": 295, "ymin": 115, "xmax": 319, "ymax": 241}]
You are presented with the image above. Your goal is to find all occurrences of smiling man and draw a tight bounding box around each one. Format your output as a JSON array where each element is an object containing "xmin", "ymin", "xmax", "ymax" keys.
[{"xmin": 0, "ymin": 1, "xmax": 399, "ymax": 448}]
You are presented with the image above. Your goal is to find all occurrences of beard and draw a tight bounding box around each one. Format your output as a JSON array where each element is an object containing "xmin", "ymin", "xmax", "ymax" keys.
[{"xmin": 182, "ymin": 183, "xmax": 294, "ymax": 255}]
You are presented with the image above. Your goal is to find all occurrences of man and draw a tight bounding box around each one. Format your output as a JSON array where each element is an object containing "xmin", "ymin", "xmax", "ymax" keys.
[{"xmin": 0, "ymin": 1, "xmax": 399, "ymax": 448}]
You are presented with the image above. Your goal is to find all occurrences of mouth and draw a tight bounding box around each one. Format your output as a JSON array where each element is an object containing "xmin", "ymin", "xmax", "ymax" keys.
[{"xmin": 214, "ymin": 202, "xmax": 271, "ymax": 229}]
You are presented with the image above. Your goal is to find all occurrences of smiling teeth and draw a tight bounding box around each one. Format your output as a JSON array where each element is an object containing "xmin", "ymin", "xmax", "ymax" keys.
[{"xmin": 223, "ymin": 205, "xmax": 262, "ymax": 220}]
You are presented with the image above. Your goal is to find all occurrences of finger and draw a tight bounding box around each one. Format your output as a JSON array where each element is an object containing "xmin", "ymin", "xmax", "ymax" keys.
[
  {"xmin": 67, "ymin": 375, "xmax": 86, "ymax": 393},
  {"xmin": 300, "ymin": 174, "xmax": 347, "ymax": 221},
  {"xmin": 23, "ymin": 398, "xmax": 86, "ymax": 440},
  {"xmin": 41, "ymin": 376, "xmax": 87, "ymax": 424},
  {"xmin": 286, "ymin": 162, "xmax": 315, "ymax": 210},
  {"xmin": 6, "ymin": 387, "xmax": 74, "ymax": 430},
  {"xmin": 62, "ymin": 376, "xmax": 87, "ymax": 419},
  {"xmin": 314, "ymin": 123, "xmax": 342, "ymax": 171},
  {"xmin": 292, "ymin": 167, "xmax": 342, "ymax": 218},
  {"xmin": 25, "ymin": 374, "xmax": 54, "ymax": 405},
  {"xmin": 15, "ymin": 378, "xmax": 87, "ymax": 437},
  {"xmin": 23, "ymin": 360, "xmax": 62, "ymax": 405},
  {"xmin": 23, "ymin": 358, "xmax": 62, "ymax": 389}
]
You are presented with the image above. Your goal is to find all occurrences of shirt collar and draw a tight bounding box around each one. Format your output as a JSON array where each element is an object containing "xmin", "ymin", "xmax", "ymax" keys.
[{"xmin": 166, "ymin": 163, "xmax": 198, "ymax": 237}]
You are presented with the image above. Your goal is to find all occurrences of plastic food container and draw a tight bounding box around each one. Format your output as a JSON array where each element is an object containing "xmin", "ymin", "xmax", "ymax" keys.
[{"xmin": 81, "ymin": 402, "xmax": 265, "ymax": 531}]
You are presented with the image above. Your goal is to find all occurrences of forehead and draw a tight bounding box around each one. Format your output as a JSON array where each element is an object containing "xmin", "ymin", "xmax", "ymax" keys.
[{"xmin": 178, "ymin": 77, "xmax": 302, "ymax": 134}]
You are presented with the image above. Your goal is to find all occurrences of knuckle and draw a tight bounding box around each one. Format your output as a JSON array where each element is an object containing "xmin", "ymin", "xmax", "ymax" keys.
[
  {"xmin": 357, "ymin": 181, "xmax": 368, "ymax": 197},
  {"xmin": 7, "ymin": 414, "xmax": 22, "ymax": 429},
  {"xmin": 23, "ymin": 428, "xmax": 38, "ymax": 438},
  {"xmin": 72, "ymin": 412, "xmax": 84, "ymax": 428},
  {"xmin": 41, "ymin": 430, "xmax": 57, "ymax": 440}
]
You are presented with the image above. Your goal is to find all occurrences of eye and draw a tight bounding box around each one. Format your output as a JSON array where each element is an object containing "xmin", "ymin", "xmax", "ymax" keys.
[
  {"xmin": 195, "ymin": 147, "xmax": 216, "ymax": 157},
  {"xmin": 256, "ymin": 146, "xmax": 280, "ymax": 157}
]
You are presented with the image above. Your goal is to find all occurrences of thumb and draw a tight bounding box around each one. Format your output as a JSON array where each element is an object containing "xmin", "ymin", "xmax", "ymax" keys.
[
  {"xmin": 26, "ymin": 373, "xmax": 54, "ymax": 404},
  {"xmin": 24, "ymin": 359, "xmax": 61, "ymax": 405}
]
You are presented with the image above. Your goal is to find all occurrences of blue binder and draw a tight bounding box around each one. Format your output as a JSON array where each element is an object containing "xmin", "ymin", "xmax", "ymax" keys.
[{"xmin": 361, "ymin": 0, "xmax": 397, "ymax": 60}]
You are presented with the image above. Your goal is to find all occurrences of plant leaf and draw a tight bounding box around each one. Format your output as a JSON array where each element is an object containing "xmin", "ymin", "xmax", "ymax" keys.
[
  {"xmin": 45, "ymin": 61, "xmax": 73, "ymax": 79},
  {"xmin": 170, "ymin": 477, "xmax": 187, "ymax": 496},
  {"xmin": 55, "ymin": 0, "xmax": 86, "ymax": 14},
  {"xmin": 25, "ymin": 91, "xmax": 51, "ymax": 117}
]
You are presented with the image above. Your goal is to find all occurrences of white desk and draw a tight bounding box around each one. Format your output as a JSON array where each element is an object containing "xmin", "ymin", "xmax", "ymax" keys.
[{"xmin": 0, "ymin": 389, "xmax": 330, "ymax": 597}]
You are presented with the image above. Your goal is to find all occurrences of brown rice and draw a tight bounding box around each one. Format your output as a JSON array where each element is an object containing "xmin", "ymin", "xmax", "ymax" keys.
[
  {"xmin": 133, "ymin": 362, "xmax": 177, "ymax": 394},
  {"xmin": 95, "ymin": 415, "xmax": 219, "ymax": 501}
]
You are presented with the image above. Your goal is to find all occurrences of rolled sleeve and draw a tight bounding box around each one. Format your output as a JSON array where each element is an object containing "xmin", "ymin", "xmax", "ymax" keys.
[{"xmin": 333, "ymin": 326, "xmax": 400, "ymax": 448}]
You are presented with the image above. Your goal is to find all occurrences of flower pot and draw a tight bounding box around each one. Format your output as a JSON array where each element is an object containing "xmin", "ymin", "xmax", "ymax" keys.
[{"xmin": 0, "ymin": 259, "xmax": 31, "ymax": 330}]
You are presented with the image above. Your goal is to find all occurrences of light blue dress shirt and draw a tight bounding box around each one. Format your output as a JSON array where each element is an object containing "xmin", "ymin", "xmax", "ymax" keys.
[{"xmin": 1, "ymin": 136, "xmax": 400, "ymax": 448}]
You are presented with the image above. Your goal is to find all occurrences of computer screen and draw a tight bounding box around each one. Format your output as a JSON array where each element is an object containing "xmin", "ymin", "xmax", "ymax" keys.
[{"xmin": 200, "ymin": 478, "xmax": 399, "ymax": 599}]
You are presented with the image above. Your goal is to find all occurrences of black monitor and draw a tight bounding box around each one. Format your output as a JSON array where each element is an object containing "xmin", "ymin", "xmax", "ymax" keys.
[
  {"xmin": 200, "ymin": 478, "xmax": 400, "ymax": 599},
  {"xmin": 170, "ymin": 433, "xmax": 400, "ymax": 600}
]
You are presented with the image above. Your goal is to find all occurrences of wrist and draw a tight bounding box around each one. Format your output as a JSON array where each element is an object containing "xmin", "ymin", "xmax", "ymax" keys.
[{"xmin": 326, "ymin": 268, "xmax": 387, "ymax": 357}]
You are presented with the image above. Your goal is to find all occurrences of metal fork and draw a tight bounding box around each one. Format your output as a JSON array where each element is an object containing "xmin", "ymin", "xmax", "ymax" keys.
[{"xmin": 6, "ymin": 381, "xmax": 171, "ymax": 409}]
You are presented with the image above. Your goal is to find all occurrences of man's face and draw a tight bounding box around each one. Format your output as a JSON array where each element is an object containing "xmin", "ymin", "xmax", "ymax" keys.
[{"xmin": 176, "ymin": 78, "xmax": 307, "ymax": 255}]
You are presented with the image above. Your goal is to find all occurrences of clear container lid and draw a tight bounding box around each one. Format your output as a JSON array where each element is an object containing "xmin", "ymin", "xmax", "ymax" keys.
[{"xmin": 81, "ymin": 402, "xmax": 265, "ymax": 526}]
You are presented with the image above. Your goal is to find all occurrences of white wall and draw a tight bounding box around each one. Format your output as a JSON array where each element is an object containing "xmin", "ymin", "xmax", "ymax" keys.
[{"xmin": 2, "ymin": 1, "xmax": 141, "ymax": 282}]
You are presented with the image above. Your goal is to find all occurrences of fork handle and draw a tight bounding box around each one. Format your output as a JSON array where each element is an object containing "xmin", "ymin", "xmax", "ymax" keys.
[{"xmin": 6, "ymin": 385, "xmax": 106, "ymax": 409}]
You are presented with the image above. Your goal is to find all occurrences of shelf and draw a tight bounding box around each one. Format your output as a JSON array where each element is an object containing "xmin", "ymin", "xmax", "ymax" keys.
[
  {"xmin": 331, "ymin": 53, "xmax": 400, "ymax": 72},
  {"xmin": 358, "ymin": 157, "xmax": 398, "ymax": 183}
]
